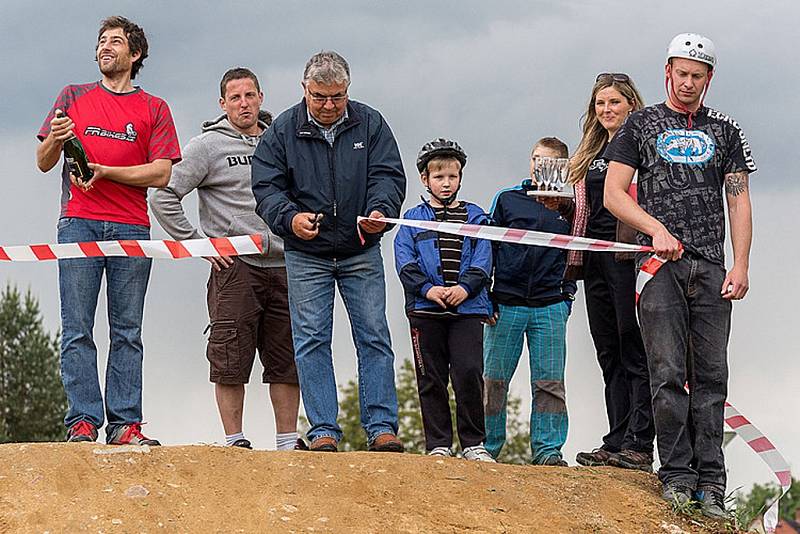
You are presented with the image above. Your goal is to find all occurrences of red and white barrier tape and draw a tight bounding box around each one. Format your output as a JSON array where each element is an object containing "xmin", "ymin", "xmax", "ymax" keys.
[
  {"xmin": 358, "ymin": 216, "xmax": 653, "ymax": 253},
  {"xmin": 369, "ymin": 215, "xmax": 791, "ymax": 531},
  {"xmin": 725, "ymin": 400, "xmax": 791, "ymax": 532},
  {"xmin": 0, "ymin": 235, "xmax": 263, "ymax": 261}
]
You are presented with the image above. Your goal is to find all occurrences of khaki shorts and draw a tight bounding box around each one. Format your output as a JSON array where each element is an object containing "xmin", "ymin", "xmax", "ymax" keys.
[{"xmin": 206, "ymin": 259, "xmax": 297, "ymax": 384}]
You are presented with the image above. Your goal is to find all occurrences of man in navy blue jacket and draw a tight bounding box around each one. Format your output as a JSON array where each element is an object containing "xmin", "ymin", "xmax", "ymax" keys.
[
  {"xmin": 251, "ymin": 51, "xmax": 406, "ymax": 453},
  {"xmin": 483, "ymin": 137, "xmax": 577, "ymax": 466}
]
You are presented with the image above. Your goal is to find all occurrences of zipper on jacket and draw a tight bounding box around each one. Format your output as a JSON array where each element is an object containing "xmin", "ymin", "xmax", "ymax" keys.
[{"xmin": 327, "ymin": 144, "xmax": 338, "ymax": 257}]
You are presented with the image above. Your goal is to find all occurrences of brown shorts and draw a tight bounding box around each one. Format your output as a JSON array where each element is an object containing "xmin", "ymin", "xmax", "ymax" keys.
[{"xmin": 206, "ymin": 258, "xmax": 297, "ymax": 384}]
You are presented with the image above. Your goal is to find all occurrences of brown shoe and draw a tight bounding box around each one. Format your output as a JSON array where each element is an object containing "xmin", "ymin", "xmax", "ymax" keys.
[
  {"xmin": 309, "ymin": 436, "xmax": 338, "ymax": 452},
  {"xmin": 608, "ymin": 449, "xmax": 653, "ymax": 472},
  {"xmin": 368, "ymin": 433, "xmax": 404, "ymax": 453},
  {"xmin": 575, "ymin": 447, "xmax": 617, "ymax": 467}
]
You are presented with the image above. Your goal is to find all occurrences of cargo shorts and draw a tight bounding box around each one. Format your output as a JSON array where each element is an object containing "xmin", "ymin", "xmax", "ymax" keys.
[{"xmin": 206, "ymin": 258, "xmax": 298, "ymax": 384}]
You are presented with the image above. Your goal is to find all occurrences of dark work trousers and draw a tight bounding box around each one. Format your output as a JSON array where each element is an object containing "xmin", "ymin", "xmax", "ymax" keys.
[
  {"xmin": 408, "ymin": 315, "xmax": 486, "ymax": 450},
  {"xmin": 584, "ymin": 252, "xmax": 654, "ymax": 453},
  {"xmin": 638, "ymin": 254, "xmax": 731, "ymax": 493}
]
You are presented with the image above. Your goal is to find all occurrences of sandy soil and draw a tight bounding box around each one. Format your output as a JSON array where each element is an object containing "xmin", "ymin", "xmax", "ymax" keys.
[{"xmin": 0, "ymin": 443, "xmax": 727, "ymax": 533}]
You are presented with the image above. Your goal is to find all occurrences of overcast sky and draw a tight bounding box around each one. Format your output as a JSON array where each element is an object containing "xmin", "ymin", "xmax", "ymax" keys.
[{"xmin": 1, "ymin": 1, "xmax": 797, "ymax": 494}]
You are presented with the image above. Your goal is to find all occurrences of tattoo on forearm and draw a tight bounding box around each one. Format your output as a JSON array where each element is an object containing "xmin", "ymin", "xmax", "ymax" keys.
[{"xmin": 725, "ymin": 171, "xmax": 749, "ymax": 197}]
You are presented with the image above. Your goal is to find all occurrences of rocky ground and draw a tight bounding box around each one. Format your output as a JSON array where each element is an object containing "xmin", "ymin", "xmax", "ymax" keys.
[{"xmin": 0, "ymin": 443, "xmax": 733, "ymax": 533}]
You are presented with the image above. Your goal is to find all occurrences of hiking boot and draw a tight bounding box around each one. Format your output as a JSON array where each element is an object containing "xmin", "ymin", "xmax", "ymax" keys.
[
  {"xmin": 294, "ymin": 438, "xmax": 309, "ymax": 451},
  {"xmin": 575, "ymin": 447, "xmax": 616, "ymax": 467},
  {"xmin": 662, "ymin": 483, "xmax": 693, "ymax": 507},
  {"xmin": 428, "ymin": 446, "xmax": 453, "ymax": 457},
  {"xmin": 368, "ymin": 433, "xmax": 404, "ymax": 453},
  {"xmin": 231, "ymin": 438, "xmax": 252, "ymax": 449},
  {"xmin": 462, "ymin": 445, "xmax": 496, "ymax": 463},
  {"xmin": 696, "ymin": 488, "xmax": 728, "ymax": 520},
  {"xmin": 608, "ymin": 449, "xmax": 653, "ymax": 472},
  {"xmin": 106, "ymin": 423, "xmax": 161, "ymax": 446},
  {"xmin": 66, "ymin": 420, "xmax": 98, "ymax": 443},
  {"xmin": 309, "ymin": 436, "xmax": 338, "ymax": 452},
  {"xmin": 538, "ymin": 455, "xmax": 568, "ymax": 467}
]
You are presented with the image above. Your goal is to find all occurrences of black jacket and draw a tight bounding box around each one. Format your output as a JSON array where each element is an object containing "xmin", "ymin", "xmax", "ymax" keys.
[
  {"xmin": 251, "ymin": 99, "xmax": 406, "ymax": 257},
  {"xmin": 488, "ymin": 180, "xmax": 577, "ymax": 307}
]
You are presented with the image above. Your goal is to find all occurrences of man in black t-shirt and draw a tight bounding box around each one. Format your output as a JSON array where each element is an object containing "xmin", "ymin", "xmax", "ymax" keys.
[{"xmin": 604, "ymin": 33, "xmax": 755, "ymax": 519}]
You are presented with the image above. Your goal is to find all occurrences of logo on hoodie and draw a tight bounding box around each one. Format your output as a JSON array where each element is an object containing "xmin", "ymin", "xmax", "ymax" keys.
[
  {"xmin": 227, "ymin": 155, "xmax": 254, "ymax": 167},
  {"xmin": 84, "ymin": 122, "xmax": 138, "ymax": 143}
]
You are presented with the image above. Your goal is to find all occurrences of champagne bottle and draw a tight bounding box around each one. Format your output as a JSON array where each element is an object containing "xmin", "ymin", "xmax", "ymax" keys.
[{"xmin": 55, "ymin": 110, "xmax": 94, "ymax": 183}]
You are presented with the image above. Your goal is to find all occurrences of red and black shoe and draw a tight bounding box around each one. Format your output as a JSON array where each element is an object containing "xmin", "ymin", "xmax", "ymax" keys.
[
  {"xmin": 66, "ymin": 420, "xmax": 98, "ymax": 443},
  {"xmin": 106, "ymin": 423, "xmax": 161, "ymax": 446}
]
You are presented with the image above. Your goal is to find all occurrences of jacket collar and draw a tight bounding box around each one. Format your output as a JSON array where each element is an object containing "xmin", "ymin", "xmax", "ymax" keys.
[{"xmin": 295, "ymin": 99, "xmax": 361, "ymax": 140}]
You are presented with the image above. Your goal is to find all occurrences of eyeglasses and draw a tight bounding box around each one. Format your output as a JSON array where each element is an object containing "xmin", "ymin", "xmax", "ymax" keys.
[
  {"xmin": 307, "ymin": 91, "xmax": 348, "ymax": 105},
  {"xmin": 595, "ymin": 72, "xmax": 631, "ymax": 83}
]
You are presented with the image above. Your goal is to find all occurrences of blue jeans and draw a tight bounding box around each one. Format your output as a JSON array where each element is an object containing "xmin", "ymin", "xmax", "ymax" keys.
[
  {"xmin": 638, "ymin": 254, "xmax": 731, "ymax": 493},
  {"xmin": 284, "ymin": 246, "xmax": 399, "ymax": 444},
  {"xmin": 57, "ymin": 217, "xmax": 152, "ymax": 432},
  {"xmin": 483, "ymin": 301, "xmax": 570, "ymax": 463}
]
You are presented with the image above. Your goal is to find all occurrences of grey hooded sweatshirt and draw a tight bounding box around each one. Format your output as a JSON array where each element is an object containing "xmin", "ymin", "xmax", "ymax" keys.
[{"xmin": 151, "ymin": 111, "xmax": 284, "ymax": 268}]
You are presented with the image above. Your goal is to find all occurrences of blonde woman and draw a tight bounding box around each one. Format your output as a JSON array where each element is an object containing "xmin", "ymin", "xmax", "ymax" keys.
[{"xmin": 569, "ymin": 74, "xmax": 654, "ymax": 472}]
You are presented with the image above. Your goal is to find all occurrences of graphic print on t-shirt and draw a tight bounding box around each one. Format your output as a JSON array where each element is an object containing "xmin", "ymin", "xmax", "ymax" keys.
[
  {"xmin": 84, "ymin": 122, "xmax": 138, "ymax": 142},
  {"xmin": 656, "ymin": 129, "xmax": 716, "ymax": 165}
]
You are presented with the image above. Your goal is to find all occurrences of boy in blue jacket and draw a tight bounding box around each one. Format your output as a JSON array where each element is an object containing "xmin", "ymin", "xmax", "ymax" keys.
[
  {"xmin": 394, "ymin": 138, "xmax": 494, "ymax": 461},
  {"xmin": 484, "ymin": 137, "xmax": 577, "ymax": 466}
]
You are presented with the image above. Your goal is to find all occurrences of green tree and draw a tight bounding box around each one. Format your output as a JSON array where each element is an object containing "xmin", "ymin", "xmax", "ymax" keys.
[
  {"xmin": 0, "ymin": 284, "xmax": 66, "ymax": 442},
  {"xmin": 736, "ymin": 477, "xmax": 799, "ymax": 525},
  {"xmin": 333, "ymin": 357, "xmax": 532, "ymax": 464}
]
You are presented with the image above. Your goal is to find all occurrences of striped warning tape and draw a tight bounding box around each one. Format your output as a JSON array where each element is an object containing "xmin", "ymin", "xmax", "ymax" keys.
[
  {"xmin": 0, "ymin": 235, "xmax": 263, "ymax": 261},
  {"xmin": 369, "ymin": 215, "xmax": 791, "ymax": 532},
  {"xmin": 358, "ymin": 216, "xmax": 653, "ymax": 253},
  {"xmin": 725, "ymin": 401, "xmax": 791, "ymax": 532}
]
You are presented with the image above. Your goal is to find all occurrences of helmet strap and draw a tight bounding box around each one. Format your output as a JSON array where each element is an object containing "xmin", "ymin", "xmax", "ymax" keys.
[
  {"xmin": 426, "ymin": 183, "xmax": 461, "ymax": 208},
  {"xmin": 665, "ymin": 65, "xmax": 713, "ymax": 130}
]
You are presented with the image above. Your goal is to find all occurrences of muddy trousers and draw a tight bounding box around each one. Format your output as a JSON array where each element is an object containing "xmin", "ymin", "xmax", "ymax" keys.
[
  {"xmin": 638, "ymin": 255, "xmax": 731, "ymax": 493},
  {"xmin": 409, "ymin": 315, "xmax": 486, "ymax": 451},
  {"xmin": 483, "ymin": 301, "xmax": 569, "ymax": 463}
]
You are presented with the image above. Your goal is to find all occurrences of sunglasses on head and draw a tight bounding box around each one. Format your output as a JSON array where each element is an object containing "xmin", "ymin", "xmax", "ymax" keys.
[{"xmin": 596, "ymin": 72, "xmax": 631, "ymax": 83}]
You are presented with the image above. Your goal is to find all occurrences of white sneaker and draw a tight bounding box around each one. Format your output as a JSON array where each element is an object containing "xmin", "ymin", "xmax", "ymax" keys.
[
  {"xmin": 428, "ymin": 446, "xmax": 453, "ymax": 457},
  {"xmin": 462, "ymin": 444, "xmax": 496, "ymax": 463}
]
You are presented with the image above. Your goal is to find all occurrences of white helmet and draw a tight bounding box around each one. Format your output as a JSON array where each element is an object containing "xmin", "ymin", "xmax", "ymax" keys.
[{"xmin": 667, "ymin": 33, "xmax": 716, "ymax": 69}]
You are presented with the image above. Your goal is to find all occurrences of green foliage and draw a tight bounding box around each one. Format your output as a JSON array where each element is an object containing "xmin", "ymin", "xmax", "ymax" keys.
[
  {"xmin": 0, "ymin": 284, "xmax": 66, "ymax": 443},
  {"xmin": 735, "ymin": 477, "xmax": 800, "ymax": 526},
  {"xmin": 333, "ymin": 357, "xmax": 531, "ymax": 463}
]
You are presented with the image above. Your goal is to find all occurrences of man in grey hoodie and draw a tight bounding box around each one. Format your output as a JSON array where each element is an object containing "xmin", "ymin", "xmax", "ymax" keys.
[{"xmin": 151, "ymin": 68, "xmax": 302, "ymax": 451}]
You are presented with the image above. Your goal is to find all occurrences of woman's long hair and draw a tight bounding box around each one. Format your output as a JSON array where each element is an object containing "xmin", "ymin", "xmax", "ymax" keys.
[{"xmin": 569, "ymin": 77, "xmax": 645, "ymax": 185}]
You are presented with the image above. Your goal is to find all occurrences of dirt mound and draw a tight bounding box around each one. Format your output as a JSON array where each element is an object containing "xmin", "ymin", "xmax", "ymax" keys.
[{"xmin": 0, "ymin": 443, "xmax": 724, "ymax": 533}]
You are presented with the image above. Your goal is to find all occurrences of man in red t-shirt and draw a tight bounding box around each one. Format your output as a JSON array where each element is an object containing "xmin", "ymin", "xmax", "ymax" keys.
[{"xmin": 36, "ymin": 16, "xmax": 181, "ymax": 446}]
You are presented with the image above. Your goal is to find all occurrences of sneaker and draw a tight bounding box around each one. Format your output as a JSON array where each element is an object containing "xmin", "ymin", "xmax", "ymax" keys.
[
  {"xmin": 368, "ymin": 433, "xmax": 404, "ymax": 453},
  {"xmin": 662, "ymin": 483, "xmax": 693, "ymax": 507},
  {"xmin": 309, "ymin": 436, "xmax": 338, "ymax": 452},
  {"xmin": 294, "ymin": 438, "xmax": 309, "ymax": 451},
  {"xmin": 66, "ymin": 421, "xmax": 98, "ymax": 443},
  {"xmin": 575, "ymin": 447, "xmax": 616, "ymax": 467},
  {"xmin": 607, "ymin": 449, "xmax": 653, "ymax": 472},
  {"xmin": 537, "ymin": 455, "xmax": 568, "ymax": 467},
  {"xmin": 428, "ymin": 447, "xmax": 453, "ymax": 457},
  {"xmin": 462, "ymin": 445, "xmax": 496, "ymax": 463},
  {"xmin": 696, "ymin": 488, "xmax": 728, "ymax": 520},
  {"xmin": 106, "ymin": 423, "xmax": 161, "ymax": 446},
  {"xmin": 230, "ymin": 438, "xmax": 252, "ymax": 449}
]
